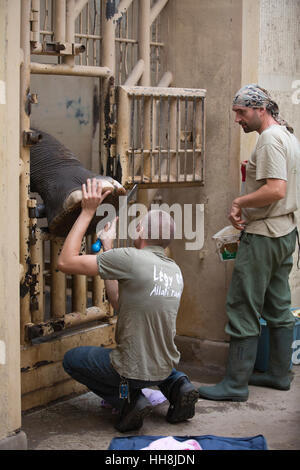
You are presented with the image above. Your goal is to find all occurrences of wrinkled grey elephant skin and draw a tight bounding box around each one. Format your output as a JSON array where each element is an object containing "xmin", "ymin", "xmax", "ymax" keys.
[{"xmin": 30, "ymin": 130, "xmax": 126, "ymax": 237}]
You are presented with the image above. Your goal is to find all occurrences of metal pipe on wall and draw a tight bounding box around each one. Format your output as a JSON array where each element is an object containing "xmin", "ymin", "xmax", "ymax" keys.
[
  {"xmin": 30, "ymin": 62, "xmax": 111, "ymax": 77},
  {"xmin": 138, "ymin": 0, "xmax": 151, "ymax": 87},
  {"xmin": 54, "ymin": 0, "xmax": 66, "ymax": 43},
  {"xmin": 150, "ymin": 0, "xmax": 168, "ymax": 26},
  {"xmin": 74, "ymin": 0, "xmax": 89, "ymax": 18},
  {"xmin": 124, "ymin": 59, "xmax": 145, "ymax": 86},
  {"xmin": 100, "ymin": 0, "xmax": 116, "ymax": 176},
  {"xmin": 31, "ymin": 0, "xmax": 40, "ymax": 45},
  {"xmin": 20, "ymin": 0, "xmax": 33, "ymax": 343},
  {"xmin": 64, "ymin": 0, "xmax": 76, "ymax": 66},
  {"xmin": 137, "ymin": 0, "xmax": 151, "ymax": 206}
]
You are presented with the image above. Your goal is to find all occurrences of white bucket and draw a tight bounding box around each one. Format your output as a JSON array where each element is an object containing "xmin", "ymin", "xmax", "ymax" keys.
[{"xmin": 212, "ymin": 225, "xmax": 241, "ymax": 262}]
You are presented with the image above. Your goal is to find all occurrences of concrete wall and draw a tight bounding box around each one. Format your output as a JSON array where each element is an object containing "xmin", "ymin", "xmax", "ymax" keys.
[
  {"xmin": 30, "ymin": 65, "xmax": 100, "ymax": 172},
  {"xmin": 159, "ymin": 0, "xmax": 243, "ymax": 344},
  {"xmin": 257, "ymin": 0, "xmax": 300, "ymax": 307},
  {"xmin": 0, "ymin": 0, "xmax": 26, "ymax": 449}
]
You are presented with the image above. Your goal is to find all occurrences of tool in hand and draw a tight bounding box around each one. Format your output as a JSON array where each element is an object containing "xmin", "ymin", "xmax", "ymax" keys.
[{"xmin": 91, "ymin": 184, "xmax": 138, "ymax": 253}]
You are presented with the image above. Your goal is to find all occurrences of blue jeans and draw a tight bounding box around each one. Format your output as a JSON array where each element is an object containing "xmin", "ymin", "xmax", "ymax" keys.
[{"xmin": 63, "ymin": 346, "xmax": 186, "ymax": 411}]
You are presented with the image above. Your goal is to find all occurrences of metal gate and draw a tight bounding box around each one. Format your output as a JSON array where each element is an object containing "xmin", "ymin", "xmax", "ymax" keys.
[{"xmin": 20, "ymin": 0, "xmax": 206, "ymax": 410}]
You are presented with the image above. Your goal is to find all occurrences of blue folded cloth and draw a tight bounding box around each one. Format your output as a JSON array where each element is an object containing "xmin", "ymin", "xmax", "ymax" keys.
[{"xmin": 108, "ymin": 434, "xmax": 267, "ymax": 450}]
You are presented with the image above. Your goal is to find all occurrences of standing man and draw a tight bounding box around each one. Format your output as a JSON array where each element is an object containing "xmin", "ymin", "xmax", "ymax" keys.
[
  {"xmin": 198, "ymin": 84, "xmax": 300, "ymax": 401},
  {"xmin": 58, "ymin": 178, "xmax": 198, "ymax": 432}
]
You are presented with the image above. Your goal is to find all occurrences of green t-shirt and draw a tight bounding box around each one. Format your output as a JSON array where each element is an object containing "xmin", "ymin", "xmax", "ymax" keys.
[
  {"xmin": 243, "ymin": 125, "xmax": 300, "ymax": 237},
  {"xmin": 97, "ymin": 246, "xmax": 183, "ymax": 381}
]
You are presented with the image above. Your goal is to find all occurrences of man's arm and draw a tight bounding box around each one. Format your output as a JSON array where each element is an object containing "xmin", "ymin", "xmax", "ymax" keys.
[
  {"xmin": 98, "ymin": 218, "xmax": 119, "ymax": 311},
  {"xmin": 229, "ymin": 178, "xmax": 286, "ymax": 230},
  {"xmin": 57, "ymin": 178, "xmax": 112, "ymax": 275}
]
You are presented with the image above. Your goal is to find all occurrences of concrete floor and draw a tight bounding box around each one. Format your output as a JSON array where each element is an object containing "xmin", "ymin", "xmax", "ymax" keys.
[{"xmin": 21, "ymin": 363, "xmax": 300, "ymax": 451}]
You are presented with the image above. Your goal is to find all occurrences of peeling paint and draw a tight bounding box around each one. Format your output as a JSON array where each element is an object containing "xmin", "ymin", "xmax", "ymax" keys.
[
  {"xmin": 65, "ymin": 98, "xmax": 89, "ymax": 126},
  {"xmin": 105, "ymin": 0, "xmax": 116, "ymax": 20}
]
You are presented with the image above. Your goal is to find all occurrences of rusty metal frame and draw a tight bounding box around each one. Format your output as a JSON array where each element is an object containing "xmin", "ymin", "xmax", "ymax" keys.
[{"xmin": 117, "ymin": 85, "xmax": 206, "ymax": 189}]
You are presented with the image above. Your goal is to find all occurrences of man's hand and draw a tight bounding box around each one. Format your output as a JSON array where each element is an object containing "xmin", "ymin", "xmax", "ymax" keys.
[
  {"xmin": 229, "ymin": 200, "xmax": 246, "ymax": 230},
  {"xmin": 97, "ymin": 217, "xmax": 119, "ymax": 251},
  {"xmin": 81, "ymin": 178, "xmax": 112, "ymax": 216}
]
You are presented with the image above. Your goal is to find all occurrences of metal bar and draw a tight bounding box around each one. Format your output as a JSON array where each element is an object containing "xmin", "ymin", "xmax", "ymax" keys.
[
  {"xmin": 30, "ymin": 62, "xmax": 111, "ymax": 76},
  {"xmin": 176, "ymin": 96, "xmax": 179, "ymax": 182},
  {"xmin": 184, "ymin": 96, "xmax": 188, "ymax": 182},
  {"xmin": 50, "ymin": 238, "xmax": 66, "ymax": 318},
  {"xmin": 130, "ymin": 95, "xmax": 135, "ymax": 181},
  {"xmin": 92, "ymin": 233, "xmax": 104, "ymax": 308},
  {"xmin": 75, "ymin": 32, "xmax": 101, "ymax": 40},
  {"xmin": 117, "ymin": 86, "xmax": 131, "ymax": 187},
  {"xmin": 150, "ymin": 94, "xmax": 153, "ymax": 183},
  {"xmin": 72, "ymin": 275, "xmax": 87, "ymax": 313},
  {"xmin": 25, "ymin": 306, "xmax": 110, "ymax": 341},
  {"xmin": 169, "ymin": 97, "xmax": 177, "ymax": 180},
  {"xmin": 54, "ymin": 0, "xmax": 66, "ymax": 43},
  {"xmin": 129, "ymin": 148, "xmax": 201, "ymax": 155},
  {"xmin": 79, "ymin": 11, "xmax": 83, "ymax": 65},
  {"xmin": 139, "ymin": 0, "xmax": 150, "ymax": 86},
  {"xmin": 150, "ymin": 0, "xmax": 168, "ymax": 25},
  {"xmin": 124, "ymin": 59, "xmax": 144, "ymax": 86},
  {"xmin": 128, "ymin": 175, "xmax": 203, "ymax": 187},
  {"xmin": 64, "ymin": 0, "xmax": 76, "ymax": 66},
  {"xmin": 112, "ymin": 0, "xmax": 134, "ymax": 23},
  {"xmin": 31, "ymin": 0, "xmax": 40, "ymax": 44},
  {"xmin": 157, "ymin": 71, "xmax": 173, "ymax": 87},
  {"xmin": 141, "ymin": 96, "xmax": 145, "ymax": 182},
  {"xmin": 20, "ymin": 0, "xmax": 32, "ymax": 343},
  {"xmin": 202, "ymin": 97, "xmax": 206, "ymax": 183},
  {"xmin": 75, "ymin": 0, "xmax": 89, "ymax": 18},
  {"xmin": 167, "ymin": 96, "xmax": 170, "ymax": 182},
  {"xmin": 85, "ymin": 0, "xmax": 89, "ymax": 64},
  {"xmin": 158, "ymin": 95, "xmax": 162, "ymax": 182},
  {"xmin": 43, "ymin": 0, "xmax": 49, "ymax": 30},
  {"xmin": 101, "ymin": 0, "xmax": 116, "ymax": 176},
  {"xmin": 192, "ymin": 97, "xmax": 196, "ymax": 181},
  {"xmin": 30, "ymin": 227, "xmax": 45, "ymax": 324},
  {"xmin": 120, "ymin": 85, "xmax": 206, "ymax": 98}
]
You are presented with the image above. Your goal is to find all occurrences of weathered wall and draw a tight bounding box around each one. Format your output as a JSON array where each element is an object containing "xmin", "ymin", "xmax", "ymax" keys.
[
  {"xmin": 257, "ymin": 0, "xmax": 300, "ymax": 307},
  {"xmin": 30, "ymin": 64, "xmax": 99, "ymax": 172},
  {"xmin": 0, "ymin": 0, "xmax": 24, "ymax": 446},
  {"xmin": 159, "ymin": 0, "xmax": 300, "ymax": 354},
  {"xmin": 159, "ymin": 0, "xmax": 243, "ymax": 343}
]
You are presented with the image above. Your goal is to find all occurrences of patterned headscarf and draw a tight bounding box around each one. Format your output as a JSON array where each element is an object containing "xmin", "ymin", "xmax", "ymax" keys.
[{"xmin": 233, "ymin": 84, "xmax": 294, "ymax": 133}]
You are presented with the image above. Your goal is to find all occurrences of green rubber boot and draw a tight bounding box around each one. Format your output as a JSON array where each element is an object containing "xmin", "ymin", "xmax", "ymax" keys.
[
  {"xmin": 249, "ymin": 326, "xmax": 294, "ymax": 390},
  {"xmin": 198, "ymin": 336, "xmax": 258, "ymax": 402}
]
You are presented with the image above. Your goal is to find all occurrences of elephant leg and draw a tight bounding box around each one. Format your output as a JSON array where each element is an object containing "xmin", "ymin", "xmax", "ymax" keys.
[{"xmin": 30, "ymin": 129, "xmax": 126, "ymax": 237}]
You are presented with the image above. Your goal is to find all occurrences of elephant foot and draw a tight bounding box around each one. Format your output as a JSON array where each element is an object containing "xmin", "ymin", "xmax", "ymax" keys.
[{"xmin": 49, "ymin": 179, "xmax": 126, "ymax": 237}]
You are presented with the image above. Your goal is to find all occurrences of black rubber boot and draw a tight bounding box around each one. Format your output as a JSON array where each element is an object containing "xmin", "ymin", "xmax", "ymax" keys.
[
  {"xmin": 198, "ymin": 336, "xmax": 258, "ymax": 402},
  {"xmin": 114, "ymin": 390, "xmax": 153, "ymax": 433},
  {"xmin": 166, "ymin": 376, "xmax": 199, "ymax": 424},
  {"xmin": 249, "ymin": 326, "xmax": 294, "ymax": 390}
]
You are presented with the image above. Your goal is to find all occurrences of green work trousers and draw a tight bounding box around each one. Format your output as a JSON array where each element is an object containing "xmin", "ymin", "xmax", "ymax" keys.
[{"xmin": 225, "ymin": 228, "xmax": 297, "ymax": 339}]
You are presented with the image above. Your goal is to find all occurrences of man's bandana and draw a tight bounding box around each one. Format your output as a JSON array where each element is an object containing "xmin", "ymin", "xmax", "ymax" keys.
[
  {"xmin": 233, "ymin": 84, "xmax": 272, "ymax": 108},
  {"xmin": 232, "ymin": 84, "xmax": 294, "ymax": 133}
]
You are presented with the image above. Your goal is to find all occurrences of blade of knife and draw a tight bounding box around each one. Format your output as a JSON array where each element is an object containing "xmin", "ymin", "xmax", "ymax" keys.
[{"xmin": 116, "ymin": 183, "xmax": 138, "ymax": 216}]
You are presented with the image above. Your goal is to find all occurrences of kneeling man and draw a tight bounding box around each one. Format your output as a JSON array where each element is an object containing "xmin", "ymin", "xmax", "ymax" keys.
[{"xmin": 58, "ymin": 178, "xmax": 198, "ymax": 432}]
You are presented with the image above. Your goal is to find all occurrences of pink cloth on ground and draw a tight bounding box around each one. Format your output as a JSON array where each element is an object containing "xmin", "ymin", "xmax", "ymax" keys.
[
  {"xmin": 141, "ymin": 436, "xmax": 202, "ymax": 450},
  {"xmin": 100, "ymin": 388, "xmax": 166, "ymax": 414}
]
